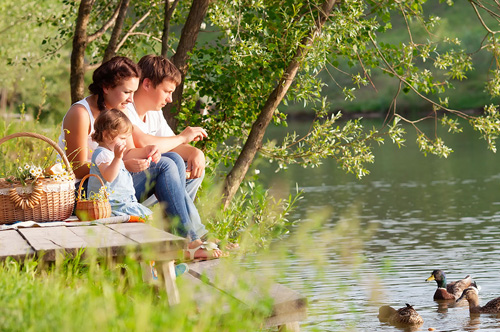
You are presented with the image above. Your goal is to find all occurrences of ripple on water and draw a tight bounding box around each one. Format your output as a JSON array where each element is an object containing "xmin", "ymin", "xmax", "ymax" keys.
[{"xmin": 255, "ymin": 132, "xmax": 500, "ymax": 331}]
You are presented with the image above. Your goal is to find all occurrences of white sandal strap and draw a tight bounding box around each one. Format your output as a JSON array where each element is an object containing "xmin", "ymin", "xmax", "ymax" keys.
[{"xmin": 185, "ymin": 241, "xmax": 219, "ymax": 260}]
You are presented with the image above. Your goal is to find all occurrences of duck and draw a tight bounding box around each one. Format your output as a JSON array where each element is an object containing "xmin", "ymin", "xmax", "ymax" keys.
[
  {"xmin": 426, "ymin": 270, "xmax": 473, "ymax": 301},
  {"xmin": 378, "ymin": 303, "xmax": 424, "ymax": 327},
  {"xmin": 457, "ymin": 286, "xmax": 500, "ymax": 314}
]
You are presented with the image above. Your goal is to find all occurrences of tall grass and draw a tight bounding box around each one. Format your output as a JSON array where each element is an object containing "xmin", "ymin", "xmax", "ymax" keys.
[
  {"xmin": 0, "ymin": 106, "xmax": 61, "ymax": 178},
  {"xmin": 0, "ymin": 204, "xmax": 374, "ymax": 332},
  {"xmin": 0, "ymin": 254, "xmax": 272, "ymax": 332}
]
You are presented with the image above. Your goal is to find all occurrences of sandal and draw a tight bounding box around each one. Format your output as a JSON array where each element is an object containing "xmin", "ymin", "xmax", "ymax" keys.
[
  {"xmin": 200, "ymin": 235, "xmax": 240, "ymax": 251},
  {"xmin": 184, "ymin": 241, "xmax": 228, "ymax": 261}
]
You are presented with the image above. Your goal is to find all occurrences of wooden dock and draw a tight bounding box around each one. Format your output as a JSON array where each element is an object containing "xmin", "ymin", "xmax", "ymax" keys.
[
  {"xmin": 0, "ymin": 219, "xmax": 307, "ymax": 331},
  {"xmin": 186, "ymin": 259, "xmax": 307, "ymax": 331}
]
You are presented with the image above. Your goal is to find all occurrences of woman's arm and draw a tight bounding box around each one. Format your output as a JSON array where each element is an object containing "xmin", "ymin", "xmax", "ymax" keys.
[{"xmin": 62, "ymin": 104, "xmax": 92, "ymax": 179}]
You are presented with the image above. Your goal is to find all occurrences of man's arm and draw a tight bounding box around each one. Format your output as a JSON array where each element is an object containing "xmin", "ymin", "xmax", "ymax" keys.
[
  {"xmin": 132, "ymin": 125, "xmax": 207, "ymax": 154},
  {"xmin": 172, "ymin": 144, "xmax": 205, "ymax": 179}
]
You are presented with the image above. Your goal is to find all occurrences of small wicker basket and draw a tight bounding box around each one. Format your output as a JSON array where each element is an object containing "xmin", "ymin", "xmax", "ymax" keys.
[
  {"xmin": 75, "ymin": 173, "xmax": 112, "ymax": 221},
  {"xmin": 0, "ymin": 132, "xmax": 75, "ymax": 224}
]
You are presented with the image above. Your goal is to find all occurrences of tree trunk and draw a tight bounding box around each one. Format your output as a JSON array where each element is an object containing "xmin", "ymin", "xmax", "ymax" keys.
[
  {"xmin": 103, "ymin": 0, "xmax": 130, "ymax": 62},
  {"xmin": 70, "ymin": 0, "xmax": 95, "ymax": 103},
  {"xmin": 163, "ymin": 0, "xmax": 211, "ymax": 131},
  {"xmin": 221, "ymin": 0, "xmax": 337, "ymax": 209}
]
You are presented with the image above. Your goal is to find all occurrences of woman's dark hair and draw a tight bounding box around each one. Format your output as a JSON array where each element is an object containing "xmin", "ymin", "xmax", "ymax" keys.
[
  {"xmin": 88, "ymin": 56, "xmax": 141, "ymax": 111},
  {"xmin": 91, "ymin": 108, "xmax": 133, "ymax": 144}
]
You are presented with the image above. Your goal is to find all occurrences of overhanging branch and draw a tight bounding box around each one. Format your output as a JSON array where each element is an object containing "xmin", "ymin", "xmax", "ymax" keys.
[{"xmin": 87, "ymin": 1, "xmax": 121, "ymax": 43}]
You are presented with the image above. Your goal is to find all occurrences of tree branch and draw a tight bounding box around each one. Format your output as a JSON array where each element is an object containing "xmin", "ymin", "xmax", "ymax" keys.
[
  {"xmin": 367, "ymin": 32, "xmax": 468, "ymax": 119},
  {"xmin": 115, "ymin": 10, "xmax": 151, "ymax": 51},
  {"xmin": 470, "ymin": 1, "xmax": 500, "ymax": 34},
  {"xmin": 87, "ymin": 1, "xmax": 121, "ymax": 43}
]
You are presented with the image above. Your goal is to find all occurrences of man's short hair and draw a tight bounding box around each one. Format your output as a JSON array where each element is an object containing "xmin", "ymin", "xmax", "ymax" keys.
[{"xmin": 138, "ymin": 55, "xmax": 182, "ymax": 87}]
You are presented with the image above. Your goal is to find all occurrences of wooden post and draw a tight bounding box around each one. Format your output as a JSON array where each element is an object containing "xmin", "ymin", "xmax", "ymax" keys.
[{"xmin": 161, "ymin": 260, "xmax": 180, "ymax": 305}]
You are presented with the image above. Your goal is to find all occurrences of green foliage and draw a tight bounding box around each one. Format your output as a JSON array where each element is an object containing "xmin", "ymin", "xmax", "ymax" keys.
[
  {"xmin": 0, "ymin": 109, "xmax": 61, "ymax": 179},
  {"xmin": 195, "ymin": 175, "xmax": 303, "ymax": 248},
  {"xmin": 177, "ymin": 0, "xmax": 500, "ymax": 181},
  {"xmin": 470, "ymin": 104, "xmax": 500, "ymax": 152},
  {"xmin": 0, "ymin": 0, "xmax": 71, "ymax": 121},
  {"xmin": 2, "ymin": 0, "xmax": 500, "ymax": 195},
  {"xmin": 0, "ymin": 254, "xmax": 271, "ymax": 332}
]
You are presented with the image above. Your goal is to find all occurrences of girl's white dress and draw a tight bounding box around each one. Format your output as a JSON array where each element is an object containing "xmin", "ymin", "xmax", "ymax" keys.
[{"xmin": 88, "ymin": 146, "xmax": 152, "ymax": 218}]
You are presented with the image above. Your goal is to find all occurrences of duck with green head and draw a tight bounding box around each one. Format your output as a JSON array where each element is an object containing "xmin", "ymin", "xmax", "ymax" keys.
[{"xmin": 426, "ymin": 270, "xmax": 473, "ymax": 301}]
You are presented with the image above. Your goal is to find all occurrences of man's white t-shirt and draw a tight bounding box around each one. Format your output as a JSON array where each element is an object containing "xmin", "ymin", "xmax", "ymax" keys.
[{"xmin": 126, "ymin": 103, "xmax": 175, "ymax": 137}]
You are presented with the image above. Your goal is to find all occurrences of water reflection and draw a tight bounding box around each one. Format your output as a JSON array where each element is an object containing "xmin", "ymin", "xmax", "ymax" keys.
[
  {"xmin": 255, "ymin": 121, "xmax": 500, "ymax": 331},
  {"xmin": 435, "ymin": 299, "xmax": 468, "ymax": 314}
]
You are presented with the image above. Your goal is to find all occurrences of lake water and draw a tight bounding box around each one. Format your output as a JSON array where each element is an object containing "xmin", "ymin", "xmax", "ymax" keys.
[{"xmin": 255, "ymin": 119, "xmax": 500, "ymax": 331}]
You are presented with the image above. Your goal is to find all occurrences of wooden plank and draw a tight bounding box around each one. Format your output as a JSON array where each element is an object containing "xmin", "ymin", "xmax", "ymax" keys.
[
  {"xmin": 69, "ymin": 225, "xmax": 137, "ymax": 257},
  {"xmin": 18, "ymin": 226, "xmax": 87, "ymax": 261},
  {"xmin": 106, "ymin": 222, "xmax": 185, "ymax": 244},
  {"xmin": 181, "ymin": 272, "xmax": 240, "ymax": 314},
  {"xmin": 188, "ymin": 260, "xmax": 307, "ymax": 329},
  {"xmin": 268, "ymin": 283, "xmax": 308, "ymax": 318},
  {"xmin": 0, "ymin": 230, "xmax": 35, "ymax": 260},
  {"xmin": 106, "ymin": 223, "xmax": 186, "ymax": 260},
  {"xmin": 181, "ymin": 272, "xmax": 222, "ymax": 305},
  {"xmin": 277, "ymin": 322, "xmax": 301, "ymax": 332}
]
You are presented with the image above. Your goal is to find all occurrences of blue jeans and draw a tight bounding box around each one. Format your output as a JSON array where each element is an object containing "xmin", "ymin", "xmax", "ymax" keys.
[{"xmin": 131, "ymin": 152, "xmax": 208, "ymax": 241}]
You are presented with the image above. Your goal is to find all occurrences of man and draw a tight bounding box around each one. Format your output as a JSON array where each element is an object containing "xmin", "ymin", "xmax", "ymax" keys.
[{"xmin": 126, "ymin": 55, "xmax": 207, "ymax": 201}]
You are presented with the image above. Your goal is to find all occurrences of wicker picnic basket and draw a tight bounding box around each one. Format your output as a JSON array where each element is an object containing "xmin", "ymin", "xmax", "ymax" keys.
[
  {"xmin": 75, "ymin": 173, "xmax": 111, "ymax": 221},
  {"xmin": 0, "ymin": 132, "xmax": 75, "ymax": 224}
]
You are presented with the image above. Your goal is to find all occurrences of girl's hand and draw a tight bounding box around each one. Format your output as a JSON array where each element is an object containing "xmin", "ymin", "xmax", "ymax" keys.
[{"xmin": 114, "ymin": 142, "xmax": 126, "ymax": 159}]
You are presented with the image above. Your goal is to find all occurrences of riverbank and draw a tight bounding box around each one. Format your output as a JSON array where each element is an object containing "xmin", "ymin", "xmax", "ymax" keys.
[{"xmin": 284, "ymin": 107, "xmax": 484, "ymax": 122}]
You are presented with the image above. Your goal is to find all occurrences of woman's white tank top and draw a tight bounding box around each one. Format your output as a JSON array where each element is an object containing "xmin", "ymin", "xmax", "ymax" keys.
[{"xmin": 58, "ymin": 98, "xmax": 99, "ymax": 181}]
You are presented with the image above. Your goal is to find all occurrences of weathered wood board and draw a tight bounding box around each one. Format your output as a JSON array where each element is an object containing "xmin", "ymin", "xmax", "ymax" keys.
[
  {"xmin": 18, "ymin": 226, "xmax": 87, "ymax": 261},
  {"xmin": 107, "ymin": 223, "xmax": 186, "ymax": 260},
  {"xmin": 68, "ymin": 224, "xmax": 136, "ymax": 257},
  {"xmin": 0, "ymin": 229, "xmax": 35, "ymax": 260}
]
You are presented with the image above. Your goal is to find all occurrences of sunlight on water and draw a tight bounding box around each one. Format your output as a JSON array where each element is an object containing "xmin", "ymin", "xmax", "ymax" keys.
[{"xmin": 256, "ymin": 121, "xmax": 500, "ymax": 331}]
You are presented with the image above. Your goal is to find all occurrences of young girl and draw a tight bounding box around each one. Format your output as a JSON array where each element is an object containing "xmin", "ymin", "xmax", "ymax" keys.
[{"xmin": 88, "ymin": 109, "xmax": 152, "ymax": 218}]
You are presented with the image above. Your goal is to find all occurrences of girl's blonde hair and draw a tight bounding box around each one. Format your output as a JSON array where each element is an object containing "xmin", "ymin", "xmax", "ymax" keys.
[{"xmin": 91, "ymin": 109, "xmax": 133, "ymax": 143}]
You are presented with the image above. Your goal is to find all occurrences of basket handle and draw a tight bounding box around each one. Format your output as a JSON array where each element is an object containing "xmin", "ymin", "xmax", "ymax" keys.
[
  {"xmin": 0, "ymin": 132, "xmax": 74, "ymax": 176},
  {"xmin": 78, "ymin": 173, "xmax": 108, "ymax": 200}
]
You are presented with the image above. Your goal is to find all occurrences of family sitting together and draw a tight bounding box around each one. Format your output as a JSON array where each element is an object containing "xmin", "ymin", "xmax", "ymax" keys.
[{"xmin": 58, "ymin": 55, "xmax": 232, "ymax": 260}]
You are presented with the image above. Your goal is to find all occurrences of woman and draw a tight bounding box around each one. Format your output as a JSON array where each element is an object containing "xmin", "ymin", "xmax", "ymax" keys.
[{"xmin": 59, "ymin": 56, "xmax": 225, "ymax": 259}]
